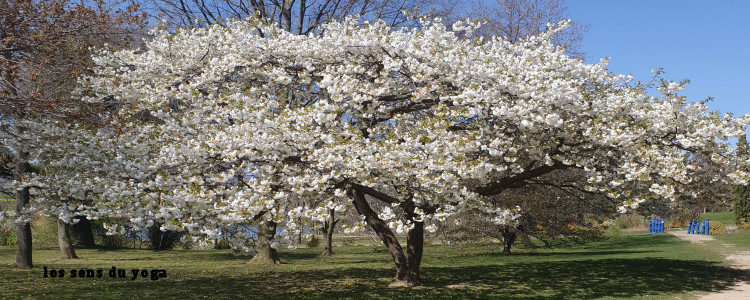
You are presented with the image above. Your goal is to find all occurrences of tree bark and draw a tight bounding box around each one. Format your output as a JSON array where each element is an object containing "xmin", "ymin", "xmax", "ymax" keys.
[
  {"xmin": 148, "ymin": 223, "xmax": 180, "ymax": 250},
  {"xmin": 57, "ymin": 220, "xmax": 78, "ymax": 259},
  {"xmin": 500, "ymin": 225, "xmax": 517, "ymax": 254},
  {"xmin": 352, "ymin": 190, "xmax": 422, "ymax": 287},
  {"xmin": 404, "ymin": 220, "xmax": 424, "ymax": 284},
  {"xmin": 162, "ymin": 231, "xmax": 180, "ymax": 249},
  {"xmin": 71, "ymin": 216, "xmax": 96, "ymax": 248},
  {"xmin": 322, "ymin": 208, "xmax": 336, "ymax": 256},
  {"xmin": 250, "ymin": 220, "xmax": 279, "ymax": 264},
  {"xmin": 280, "ymin": 0, "xmax": 293, "ymax": 31},
  {"xmin": 402, "ymin": 199, "xmax": 424, "ymax": 286},
  {"xmin": 14, "ymin": 150, "xmax": 32, "ymax": 269},
  {"xmin": 148, "ymin": 223, "xmax": 163, "ymax": 250}
]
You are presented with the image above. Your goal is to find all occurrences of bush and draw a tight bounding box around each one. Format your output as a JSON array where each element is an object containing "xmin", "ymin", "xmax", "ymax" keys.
[
  {"xmin": 339, "ymin": 236, "xmax": 364, "ymax": 247},
  {"xmin": 306, "ymin": 235, "xmax": 320, "ymax": 247},
  {"xmin": 618, "ymin": 213, "xmax": 648, "ymax": 229},
  {"xmin": 100, "ymin": 234, "xmax": 129, "ymax": 248},
  {"xmin": 563, "ymin": 224, "xmax": 605, "ymax": 243},
  {"xmin": 175, "ymin": 236, "xmax": 194, "ymax": 250},
  {"xmin": 603, "ymin": 218, "xmax": 625, "ymax": 231},
  {"xmin": 91, "ymin": 217, "xmax": 132, "ymax": 248},
  {"xmin": 0, "ymin": 227, "xmax": 17, "ymax": 246},
  {"xmin": 669, "ymin": 208, "xmax": 693, "ymax": 228},
  {"xmin": 710, "ymin": 221, "xmax": 727, "ymax": 235},
  {"xmin": 738, "ymin": 221, "xmax": 750, "ymax": 230}
]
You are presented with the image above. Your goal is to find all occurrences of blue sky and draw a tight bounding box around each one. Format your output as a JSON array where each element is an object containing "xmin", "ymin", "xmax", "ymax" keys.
[{"xmin": 566, "ymin": 0, "xmax": 750, "ymax": 117}]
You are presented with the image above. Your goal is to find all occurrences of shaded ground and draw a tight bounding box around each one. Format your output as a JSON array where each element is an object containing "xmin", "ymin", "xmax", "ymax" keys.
[
  {"xmin": 669, "ymin": 228, "xmax": 750, "ymax": 299},
  {"xmin": 0, "ymin": 233, "xmax": 744, "ymax": 299},
  {"xmin": 700, "ymin": 252, "xmax": 750, "ymax": 300}
]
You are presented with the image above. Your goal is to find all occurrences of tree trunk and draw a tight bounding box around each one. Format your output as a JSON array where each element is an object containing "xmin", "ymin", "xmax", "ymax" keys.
[
  {"xmin": 402, "ymin": 220, "xmax": 424, "ymax": 285},
  {"xmin": 162, "ymin": 231, "xmax": 180, "ymax": 249},
  {"xmin": 402, "ymin": 199, "xmax": 424, "ymax": 286},
  {"xmin": 500, "ymin": 225, "xmax": 517, "ymax": 254},
  {"xmin": 352, "ymin": 190, "xmax": 422, "ymax": 287},
  {"xmin": 71, "ymin": 216, "xmax": 96, "ymax": 248},
  {"xmin": 297, "ymin": 0, "xmax": 306, "ymax": 35},
  {"xmin": 15, "ymin": 150, "xmax": 32, "ymax": 269},
  {"xmin": 148, "ymin": 223, "xmax": 180, "ymax": 250},
  {"xmin": 280, "ymin": 0, "xmax": 293, "ymax": 31},
  {"xmin": 322, "ymin": 208, "xmax": 336, "ymax": 256},
  {"xmin": 57, "ymin": 220, "xmax": 78, "ymax": 259},
  {"xmin": 148, "ymin": 223, "xmax": 163, "ymax": 250},
  {"xmin": 250, "ymin": 220, "xmax": 279, "ymax": 264},
  {"xmin": 297, "ymin": 222, "xmax": 303, "ymax": 245}
]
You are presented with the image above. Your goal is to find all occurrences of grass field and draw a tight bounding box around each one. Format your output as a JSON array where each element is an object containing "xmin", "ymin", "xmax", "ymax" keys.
[
  {"xmin": 0, "ymin": 231, "xmax": 744, "ymax": 299},
  {"xmin": 699, "ymin": 211, "xmax": 736, "ymax": 227},
  {"xmin": 711, "ymin": 230, "xmax": 750, "ymax": 250}
]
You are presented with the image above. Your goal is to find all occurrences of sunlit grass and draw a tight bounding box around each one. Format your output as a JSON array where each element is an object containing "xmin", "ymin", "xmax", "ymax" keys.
[
  {"xmin": 700, "ymin": 211, "xmax": 735, "ymax": 227},
  {"xmin": 711, "ymin": 229, "xmax": 750, "ymax": 251},
  {"xmin": 0, "ymin": 232, "xmax": 742, "ymax": 299}
]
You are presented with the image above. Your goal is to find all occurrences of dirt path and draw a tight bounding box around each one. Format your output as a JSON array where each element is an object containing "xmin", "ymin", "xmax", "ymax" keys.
[
  {"xmin": 668, "ymin": 230, "xmax": 715, "ymax": 243},
  {"xmin": 668, "ymin": 231, "xmax": 750, "ymax": 299}
]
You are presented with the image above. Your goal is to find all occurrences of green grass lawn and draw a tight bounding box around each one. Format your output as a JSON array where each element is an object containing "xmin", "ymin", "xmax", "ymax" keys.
[
  {"xmin": 0, "ymin": 232, "xmax": 743, "ymax": 299},
  {"xmin": 711, "ymin": 229, "xmax": 750, "ymax": 251},
  {"xmin": 700, "ymin": 211, "xmax": 735, "ymax": 227}
]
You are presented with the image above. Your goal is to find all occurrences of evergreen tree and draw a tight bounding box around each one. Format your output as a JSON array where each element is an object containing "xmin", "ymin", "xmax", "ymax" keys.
[{"xmin": 734, "ymin": 135, "xmax": 750, "ymax": 224}]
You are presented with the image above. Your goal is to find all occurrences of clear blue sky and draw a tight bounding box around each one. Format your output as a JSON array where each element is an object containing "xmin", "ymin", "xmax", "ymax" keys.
[{"xmin": 565, "ymin": 0, "xmax": 750, "ymax": 117}]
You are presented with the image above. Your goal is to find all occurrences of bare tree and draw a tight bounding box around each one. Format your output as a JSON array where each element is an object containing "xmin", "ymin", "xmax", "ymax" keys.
[
  {"xmin": 469, "ymin": 0, "xmax": 587, "ymax": 57},
  {"xmin": 143, "ymin": 0, "xmax": 458, "ymax": 33},
  {"xmin": 1, "ymin": 0, "xmax": 145, "ymax": 267}
]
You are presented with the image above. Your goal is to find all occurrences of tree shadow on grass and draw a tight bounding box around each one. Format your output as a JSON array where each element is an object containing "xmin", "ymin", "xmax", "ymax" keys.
[
  {"xmin": 577, "ymin": 234, "xmax": 682, "ymax": 251},
  {"xmin": 181, "ymin": 248, "xmax": 336, "ymax": 262},
  {"xmin": 279, "ymin": 251, "xmax": 321, "ymax": 261},
  {"xmin": 451, "ymin": 249, "xmax": 656, "ymax": 260},
  {"xmin": 422, "ymin": 258, "xmax": 744, "ymax": 298},
  {"xmin": 55, "ymin": 257, "xmax": 743, "ymax": 299}
]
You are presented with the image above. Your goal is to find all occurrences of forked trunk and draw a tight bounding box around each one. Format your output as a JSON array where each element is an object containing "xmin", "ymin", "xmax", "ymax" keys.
[
  {"xmin": 15, "ymin": 150, "xmax": 32, "ymax": 269},
  {"xmin": 352, "ymin": 191, "xmax": 423, "ymax": 287},
  {"xmin": 251, "ymin": 220, "xmax": 279, "ymax": 264},
  {"xmin": 57, "ymin": 220, "xmax": 78, "ymax": 259},
  {"xmin": 322, "ymin": 208, "xmax": 336, "ymax": 256},
  {"xmin": 500, "ymin": 225, "xmax": 517, "ymax": 254}
]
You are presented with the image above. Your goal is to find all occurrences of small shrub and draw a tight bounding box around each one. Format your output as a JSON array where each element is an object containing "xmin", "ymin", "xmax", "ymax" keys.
[
  {"xmin": 563, "ymin": 224, "xmax": 604, "ymax": 243},
  {"xmin": 306, "ymin": 235, "xmax": 320, "ymax": 247},
  {"xmin": 92, "ymin": 217, "xmax": 133, "ymax": 248},
  {"xmin": 176, "ymin": 236, "xmax": 195, "ymax": 250},
  {"xmin": 669, "ymin": 208, "xmax": 693, "ymax": 228},
  {"xmin": 619, "ymin": 213, "xmax": 647, "ymax": 229},
  {"xmin": 100, "ymin": 234, "xmax": 129, "ymax": 248},
  {"xmin": 709, "ymin": 221, "xmax": 727, "ymax": 235},
  {"xmin": 603, "ymin": 218, "xmax": 624, "ymax": 230},
  {"xmin": 339, "ymin": 237, "xmax": 357, "ymax": 247},
  {"xmin": 738, "ymin": 221, "xmax": 750, "ymax": 230},
  {"xmin": 0, "ymin": 227, "xmax": 17, "ymax": 246}
]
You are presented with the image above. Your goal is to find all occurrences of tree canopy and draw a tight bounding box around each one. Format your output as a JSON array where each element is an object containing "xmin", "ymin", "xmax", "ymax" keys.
[{"xmin": 7, "ymin": 16, "xmax": 749, "ymax": 285}]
